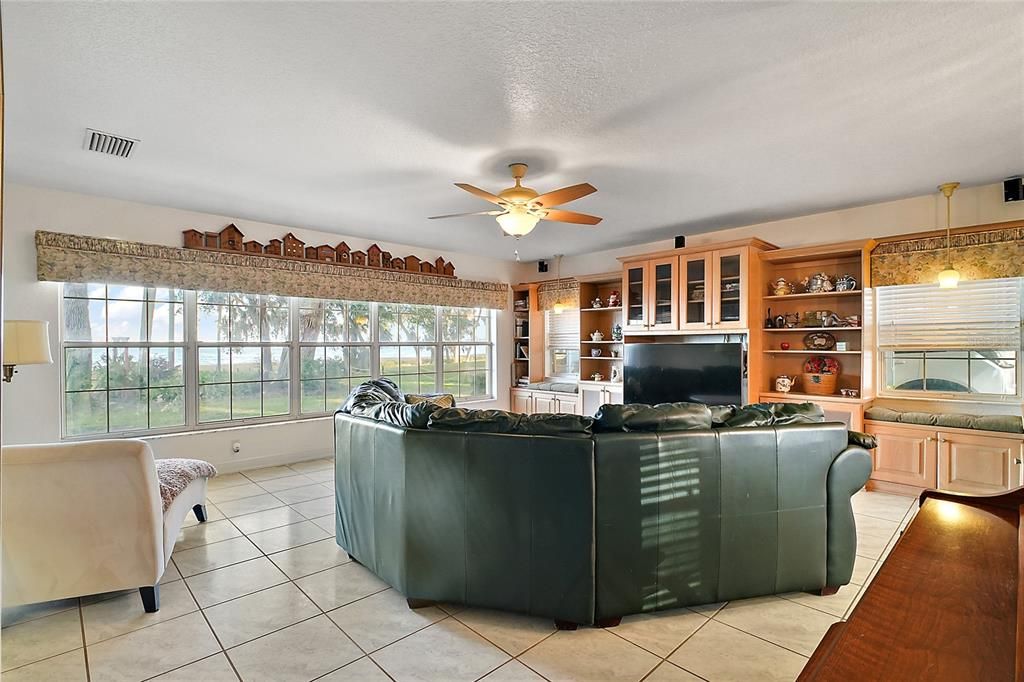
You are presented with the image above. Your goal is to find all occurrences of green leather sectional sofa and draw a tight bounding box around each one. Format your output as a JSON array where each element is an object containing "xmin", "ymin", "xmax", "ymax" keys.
[{"xmin": 333, "ymin": 380, "xmax": 872, "ymax": 627}]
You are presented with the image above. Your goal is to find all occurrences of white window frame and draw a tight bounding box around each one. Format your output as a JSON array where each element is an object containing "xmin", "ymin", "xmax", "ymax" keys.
[{"xmin": 59, "ymin": 286, "xmax": 497, "ymax": 440}]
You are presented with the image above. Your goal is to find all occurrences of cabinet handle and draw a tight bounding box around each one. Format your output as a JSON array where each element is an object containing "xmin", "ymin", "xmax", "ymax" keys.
[
  {"xmin": 1015, "ymin": 458, "xmax": 1023, "ymax": 465},
  {"xmin": 925, "ymin": 437, "xmax": 933, "ymax": 442}
]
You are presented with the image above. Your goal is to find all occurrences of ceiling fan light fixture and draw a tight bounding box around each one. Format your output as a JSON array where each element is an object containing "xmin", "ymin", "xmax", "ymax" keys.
[{"xmin": 496, "ymin": 206, "xmax": 540, "ymax": 237}]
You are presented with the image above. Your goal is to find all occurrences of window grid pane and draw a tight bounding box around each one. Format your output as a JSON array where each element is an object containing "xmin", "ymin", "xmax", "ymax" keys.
[{"xmin": 63, "ymin": 285, "xmax": 187, "ymax": 436}]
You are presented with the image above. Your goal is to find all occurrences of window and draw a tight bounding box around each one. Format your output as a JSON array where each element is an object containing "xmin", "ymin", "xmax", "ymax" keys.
[
  {"xmin": 196, "ymin": 292, "xmax": 291, "ymax": 422},
  {"xmin": 299, "ymin": 300, "xmax": 372, "ymax": 414},
  {"xmin": 877, "ymin": 278, "xmax": 1023, "ymax": 399},
  {"xmin": 60, "ymin": 285, "xmax": 496, "ymax": 437},
  {"xmin": 545, "ymin": 309, "xmax": 580, "ymax": 378},
  {"xmin": 63, "ymin": 284, "xmax": 186, "ymax": 436},
  {"xmin": 441, "ymin": 307, "xmax": 493, "ymax": 399}
]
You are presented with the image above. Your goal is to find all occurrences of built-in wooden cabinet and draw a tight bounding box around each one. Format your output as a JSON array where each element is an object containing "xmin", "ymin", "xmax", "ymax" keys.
[
  {"xmin": 866, "ymin": 422, "xmax": 938, "ymax": 489},
  {"xmin": 578, "ymin": 382, "xmax": 624, "ymax": 417},
  {"xmin": 938, "ymin": 431, "xmax": 1024, "ymax": 495},
  {"xmin": 865, "ymin": 420, "xmax": 1024, "ymax": 495},
  {"xmin": 680, "ymin": 253, "xmax": 712, "ymax": 329},
  {"xmin": 619, "ymin": 239, "xmax": 772, "ymax": 334},
  {"xmin": 510, "ymin": 388, "xmax": 580, "ymax": 416}
]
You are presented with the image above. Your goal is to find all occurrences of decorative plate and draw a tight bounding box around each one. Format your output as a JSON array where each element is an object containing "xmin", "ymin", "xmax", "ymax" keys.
[{"xmin": 803, "ymin": 332, "xmax": 837, "ymax": 350}]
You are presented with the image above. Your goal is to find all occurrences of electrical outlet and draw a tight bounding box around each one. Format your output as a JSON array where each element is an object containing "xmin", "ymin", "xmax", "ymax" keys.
[{"xmin": 232, "ymin": 441, "xmax": 241, "ymax": 453}]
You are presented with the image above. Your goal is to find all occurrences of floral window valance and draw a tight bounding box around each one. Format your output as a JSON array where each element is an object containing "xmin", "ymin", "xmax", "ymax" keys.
[
  {"xmin": 35, "ymin": 231, "xmax": 509, "ymax": 310},
  {"xmin": 870, "ymin": 221, "xmax": 1024, "ymax": 286},
  {"xmin": 537, "ymin": 278, "xmax": 579, "ymax": 311}
]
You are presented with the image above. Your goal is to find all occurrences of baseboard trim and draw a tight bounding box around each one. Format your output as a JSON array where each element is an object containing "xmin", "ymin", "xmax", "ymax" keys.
[
  {"xmin": 208, "ymin": 449, "xmax": 333, "ymax": 474},
  {"xmin": 865, "ymin": 479, "xmax": 922, "ymax": 497}
]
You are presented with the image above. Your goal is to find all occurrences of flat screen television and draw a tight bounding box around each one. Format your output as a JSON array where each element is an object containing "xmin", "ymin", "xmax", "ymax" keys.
[{"xmin": 624, "ymin": 342, "xmax": 744, "ymax": 406}]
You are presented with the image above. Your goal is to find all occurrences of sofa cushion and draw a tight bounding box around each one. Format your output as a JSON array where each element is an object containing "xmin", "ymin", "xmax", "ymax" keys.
[
  {"xmin": 427, "ymin": 408, "xmax": 594, "ymax": 436},
  {"xmin": 367, "ymin": 401, "xmax": 440, "ymax": 429},
  {"xmin": 865, "ymin": 406, "xmax": 1024, "ymax": 434},
  {"xmin": 719, "ymin": 402, "xmax": 825, "ymax": 428},
  {"xmin": 709, "ymin": 404, "xmax": 737, "ymax": 427},
  {"xmin": 594, "ymin": 402, "xmax": 712, "ymax": 432},
  {"xmin": 156, "ymin": 458, "xmax": 217, "ymax": 512},
  {"xmin": 848, "ymin": 430, "xmax": 879, "ymax": 449},
  {"xmin": 405, "ymin": 393, "xmax": 456, "ymax": 408},
  {"xmin": 339, "ymin": 378, "xmax": 404, "ymax": 416}
]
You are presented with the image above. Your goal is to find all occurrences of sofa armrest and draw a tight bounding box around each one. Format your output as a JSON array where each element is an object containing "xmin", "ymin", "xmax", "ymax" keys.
[
  {"xmin": 825, "ymin": 446, "xmax": 872, "ymax": 587},
  {"xmin": 1, "ymin": 439, "xmax": 164, "ymax": 606}
]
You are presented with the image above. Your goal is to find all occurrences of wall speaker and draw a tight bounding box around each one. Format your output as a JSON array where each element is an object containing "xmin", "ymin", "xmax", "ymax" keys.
[
  {"xmin": 674, "ymin": 235, "xmax": 686, "ymax": 248},
  {"xmin": 1005, "ymin": 177, "xmax": 1023, "ymax": 203},
  {"xmin": 537, "ymin": 260, "xmax": 549, "ymax": 273}
]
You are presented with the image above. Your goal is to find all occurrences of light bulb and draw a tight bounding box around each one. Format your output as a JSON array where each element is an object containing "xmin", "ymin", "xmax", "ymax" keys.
[
  {"xmin": 552, "ymin": 303, "xmax": 565, "ymax": 314},
  {"xmin": 938, "ymin": 267, "xmax": 960, "ymax": 289},
  {"xmin": 496, "ymin": 206, "xmax": 540, "ymax": 237}
]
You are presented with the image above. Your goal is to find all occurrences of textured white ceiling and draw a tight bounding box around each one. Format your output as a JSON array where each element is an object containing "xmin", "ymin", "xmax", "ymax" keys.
[{"xmin": 3, "ymin": 2, "xmax": 1022, "ymax": 261}]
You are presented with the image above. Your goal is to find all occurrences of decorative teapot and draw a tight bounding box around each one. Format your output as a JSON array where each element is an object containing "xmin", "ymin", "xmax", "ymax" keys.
[
  {"xmin": 590, "ymin": 330, "xmax": 605, "ymax": 342},
  {"xmin": 801, "ymin": 273, "xmax": 835, "ymax": 294},
  {"xmin": 834, "ymin": 274, "xmax": 858, "ymax": 292},
  {"xmin": 775, "ymin": 375, "xmax": 795, "ymax": 393},
  {"xmin": 591, "ymin": 297, "xmax": 604, "ymax": 308},
  {"xmin": 590, "ymin": 372, "xmax": 605, "ymax": 382},
  {"xmin": 770, "ymin": 278, "xmax": 794, "ymax": 296}
]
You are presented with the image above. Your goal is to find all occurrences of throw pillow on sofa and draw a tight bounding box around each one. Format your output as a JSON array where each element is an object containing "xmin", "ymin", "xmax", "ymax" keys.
[
  {"xmin": 594, "ymin": 402, "xmax": 713, "ymax": 432},
  {"xmin": 719, "ymin": 402, "xmax": 824, "ymax": 427},
  {"xmin": 366, "ymin": 401, "xmax": 440, "ymax": 429},
  {"xmin": 405, "ymin": 393, "xmax": 456, "ymax": 408}
]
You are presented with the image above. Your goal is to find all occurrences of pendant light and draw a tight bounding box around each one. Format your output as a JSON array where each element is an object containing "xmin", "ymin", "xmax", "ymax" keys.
[{"xmin": 937, "ymin": 182, "xmax": 961, "ymax": 289}]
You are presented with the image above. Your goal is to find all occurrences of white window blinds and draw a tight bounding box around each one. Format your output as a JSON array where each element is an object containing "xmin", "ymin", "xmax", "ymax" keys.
[
  {"xmin": 545, "ymin": 310, "xmax": 580, "ymax": 350},
  {"xmin": 876, "ymin": 278, "xmax": 1023, "ymax": 350}
]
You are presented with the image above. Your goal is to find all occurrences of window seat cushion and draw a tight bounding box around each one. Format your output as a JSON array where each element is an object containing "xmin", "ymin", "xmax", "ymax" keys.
[
  {"xmin": 527, "ymin": 382, "xmax": 579, "ymax": 394},
  {"xmin": 865, "ymin": 406, "xmax": 1024, "ymax": 434},
  {"xmin": 156, "ymin": 458, "xmax": 217, "ymax": 512}
]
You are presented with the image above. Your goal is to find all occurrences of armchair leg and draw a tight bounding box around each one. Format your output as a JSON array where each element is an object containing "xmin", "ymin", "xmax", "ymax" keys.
[
  {"xmin": 818, "ymin": 586, "xmax": 840, "ymax": 596},
  {"xmin": 407, "ymin": 598, "xmax": 436, "ymax": 610},
  {"xmin": 192, "ymin": 504, "xmax": 208, "ymax": 523},
  {"xmin": 140, "ymin": 585, "xmax": 160, "ymax": 613},
  {"xmin": 554, "ymin": 620, "xmax": 579, "ymax": 630}
]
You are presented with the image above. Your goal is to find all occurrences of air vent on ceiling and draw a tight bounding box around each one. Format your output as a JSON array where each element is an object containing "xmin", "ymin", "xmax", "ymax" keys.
[{"xmin": 84, "ymin": 129, "xmax": 139, "ymax": 158}]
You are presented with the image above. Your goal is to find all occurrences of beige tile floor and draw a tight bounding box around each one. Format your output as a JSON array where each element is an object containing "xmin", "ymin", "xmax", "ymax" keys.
[{"xmin": 0, "ymin": 459, "xmax": 918, "ymax": 682}]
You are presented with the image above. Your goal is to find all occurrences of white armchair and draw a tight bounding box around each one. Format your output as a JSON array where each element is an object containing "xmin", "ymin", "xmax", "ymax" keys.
[{"xmin": 1, "ymin": 439, "xmax": 209, "ymax": 612}]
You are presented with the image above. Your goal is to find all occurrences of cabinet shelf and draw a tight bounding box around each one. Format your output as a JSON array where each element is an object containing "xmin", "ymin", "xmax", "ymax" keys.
[
  {"xmin": 764, "ymin": 290, "xmax": 862, "ymax": 301},
  {"xmin": 581, "ymin": 356, "xmax": 623, "ymax": 361},
  {"xmin": 581, "ymin": 340, "xmax": 622, "ymax": 344},
  {"xmin": 580, "ymin": 307, "xmax": 623, "ymax": 313},
  {"xmin": 760, "ymin": 391, "xmax": 870, "ymax": 404}
]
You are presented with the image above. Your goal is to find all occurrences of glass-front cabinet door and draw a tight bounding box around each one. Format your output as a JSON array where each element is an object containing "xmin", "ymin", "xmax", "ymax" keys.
[
  {"xmin": 712, "ymin": 247, "xmax": 748, "ymax": 329},
  {"xmin": 648, "ymin": 257, "xmax": 679, "ymax": 329},
  {"xmin": 623, "ymin": 263, "xmax": 648, "ymax": 331},
  {"xmin": 680, "ymin": 254, "xmax": 712, "ymax": 329}
]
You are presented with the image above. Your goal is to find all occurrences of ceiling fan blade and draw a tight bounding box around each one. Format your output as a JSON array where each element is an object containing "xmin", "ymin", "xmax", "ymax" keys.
[
  {"xmin": 531, "ymin": 183, "xmax": 597, "ymax": 208},
  {"xmin": 454, "ymin": 183, "xmax": 505, "ymax": 205},
  {"xmin": 541, "ymin": 209, "xmax": 602, "ymax": 225},
  {"xmin": 427, "ymin": 210, "xmax": 504, "ymax": 219}
]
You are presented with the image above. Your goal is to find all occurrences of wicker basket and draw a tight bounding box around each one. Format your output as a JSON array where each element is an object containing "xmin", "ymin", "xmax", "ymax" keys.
[{"xmin": 801, "ymin": 372, "xmax": 838, "ymax": 396}]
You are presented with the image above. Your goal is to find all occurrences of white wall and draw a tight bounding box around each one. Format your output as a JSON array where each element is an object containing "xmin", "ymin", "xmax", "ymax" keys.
[
  {"xmin": 1, "ymin": 184, "xmax": 518, "ymax": 471},
  {"xmin": 517, "ymin": 182, "xmax": 1024, "ymax": 280}
]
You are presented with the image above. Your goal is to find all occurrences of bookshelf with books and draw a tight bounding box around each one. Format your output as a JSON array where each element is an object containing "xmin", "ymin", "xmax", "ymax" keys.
[{"xmin": 511, "ymin": 283, "xmax": 545, "ymax": 389}]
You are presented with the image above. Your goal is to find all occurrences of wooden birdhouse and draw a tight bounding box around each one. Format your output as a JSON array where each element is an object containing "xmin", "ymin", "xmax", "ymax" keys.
[
  {"xmin": 443, "ymin": 261, "xmax": 456, "ymax": 277},
  {"xmin": 391, "ymin": 257, "xmax": 405, "ymax": 270},
  {"xmin": 404, "ymin": 255, "xmax": 420, "ymax": 272},
  {"xmin": 351, "ymin": 250, "xmax": 367, "ymax": 266},
  {"xmin": 219, "ymin": 224, "xmax": 244, "ymax": 251},
  {"xmin": 421, "ymin": 261, "xmax": 436, "ymax": 274},
  {"xmin": 305, "ymin": 246, "xmax": 318, "ymax": 260},
  {"xmin": 265, "ymin": 239, "xmax": 283, "ymax": 256},
  {"xmin": 283, "ymin": 233, "xmax": 305, "ymax": 259},
  {"xmin": 203, "ymin": 232, "xmax": 220, "ymax": 248},
  {"xmin": 243, "ymin": 240, "xmax": 264, "ymax": 254},
  {"xmin": 316, "ymin": 245, "xmax": 336, "ymax": 262},
  {"xmin": 335, "ymin": 242, "xmax": 351, "ymax": 264},
  {"xmin": 367, "ymin": 244, "xmax": 383, "ymax": 268},
  {"xmin": 435, "ymin": 257, "xmax": 446, "ymax": 273},
  {"xmin": 381, "ymin": 251, "xmax": 392, "ymax": 266},
  {"xmin": 182, "ymin": 229, "xmax": 204, "ymax": 249}
]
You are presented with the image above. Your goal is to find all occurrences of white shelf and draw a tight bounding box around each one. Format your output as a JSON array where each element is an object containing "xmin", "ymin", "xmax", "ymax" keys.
[
  {"xmin": 764, "ymin": 350, "xmax": 862, "ymax": 355},
  {"xmin": 764, "ymin": 290, "xmax": 861, "ymax": 301},
  {"xmin": 580, "ymin": 307, "xmax": 623, "ymax": 312},
  {"xmin": 763, "ymin": 327, "xmax": 862, "ymax": 332}
]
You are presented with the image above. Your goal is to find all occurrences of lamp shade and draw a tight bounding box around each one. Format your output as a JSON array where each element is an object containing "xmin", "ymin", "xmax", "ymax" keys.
[
  {"xmin": 3, "ymin": 320, "xmax": 53, "ymax": 365},
  {"xmin": 496, "ymin": 206, "xmax": 540, "ymax": 237}
]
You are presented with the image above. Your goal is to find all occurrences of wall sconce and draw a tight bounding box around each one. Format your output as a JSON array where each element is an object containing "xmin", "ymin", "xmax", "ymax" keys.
[{"xmin": 3, "ymin": 320, "xmax": 54, "ymax": 382}]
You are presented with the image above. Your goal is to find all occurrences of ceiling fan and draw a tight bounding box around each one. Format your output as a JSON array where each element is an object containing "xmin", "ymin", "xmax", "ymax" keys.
[{"xmin": 429, "ymin": 163, "xmax": 601, "ymax": 237}]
